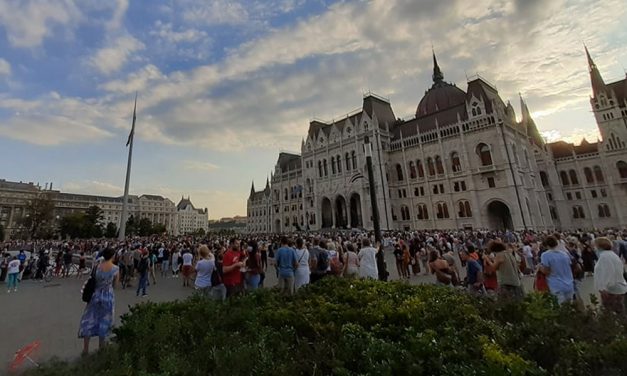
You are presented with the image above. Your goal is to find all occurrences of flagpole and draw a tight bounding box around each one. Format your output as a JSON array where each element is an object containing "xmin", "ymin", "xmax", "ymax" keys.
[{"xmin": 119, "ymin": 93, "xmax": 137, "ymax": 240}]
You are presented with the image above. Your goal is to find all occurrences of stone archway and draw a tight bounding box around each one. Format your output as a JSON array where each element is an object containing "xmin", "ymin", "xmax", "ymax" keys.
[
  {"xmin": 321, "ymin": 197, "xmax": 333, "ymax": 228},
  {"xmin": 487, "ymin": 200, "xmax": 513, "ymax": 231},
  {"xmin": 349, "ymin": 193, "xmax": 363, "ymax": 228},
  {"xmin": 335, "ymin": 195, "xmax": 348, "ymax": 229}
]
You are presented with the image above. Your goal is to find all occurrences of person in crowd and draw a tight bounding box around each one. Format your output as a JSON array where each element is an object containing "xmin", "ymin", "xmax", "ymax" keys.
[
  {"xmin": 460, "ymin": 250, "xmax": 485, "ymax": 294},
  {"xmin": 393, "ymin": 241, "xmax": 404, "ymax": 279},
  {"xmin": 181, "ymin": 249, "xmax": 193, "ymax": 287},
  {"xmin": 245, "ymin": 241, "xmax": 262, "ymax": 290},
  {"xmin": 275, "ymin": 237, "xmax": 297, "ymax": 295},
  {"xmin": 441, "ymin": 249, "xmax": 460, "ymax": 286},
  {"xmin": 194, "ymin": 245, "xmax": 215, "ymax": 298},
  {"xmin": 17, "ymin": 250, "xmax": 28, "ymax": 281},
  {"xmin": 294, "ymin": 238, "xmax": 310, "ymax": 289},
  {"xmin": 136, "ymin": 250, "xmax": 150, "ymax": 297},
  {"xmin": 222, "ymin": 240, "xmax": 246, "ymax": 298},
  {"xmin": 161, "ymin": 245, "xmax": 170, "ymax": 278},
  {"xmin": 260, "ymin": 242, "xmax": 268, "ymax": 271},
  {"xmin": 428, "ymin": 250, "xmax": 454, "ymax": 286},
  {"xmin": 343, "ymin": 242, "xmax": 359, "ymax": 279},
  {"xmin": 482, "ymin": 240, "xmax": 524, "ymax": 301},
  {"xmin": 581, "ymin": 241, "xmax": 597, "ymax": 276},
  {"xmin": 522, "ymin": 241, "xmax": 534, "ymax": 275},
  {"xmin": 308, "ymin": 237, "xmax": 328, "ymax": 283},
  {"xmin": 401, "ymin": 241, "xmax": 411, "ymax": 279},
  {"xmin": 77, "ymin": 251, "xmax": 86, "ymax": 279},
  {"xmin": 540, "ymin": 236, "xmax": 575, "ymax": 304},
  {"xmin": 61, "ymin": 248, "xmax": 73, "ymax": 278},
  {"xmin": 211, "ymin": 246, "xmax": 227, "ymax": 300},
  {"xmin": 171, "ymin": 247, "xmax": 181, "ymax": 278},
  {"xmin": 78, "ymin": 247, "xmax": 119, "ymax": 355},
  {"xmin": 6, "ymin": 255, "xmax": 20, "ymax": 293},
  {"xmin": 593, "ymin": 237, "xmax": 627, "ymax": 314},
  {"xmin": 149, "ymin": 250, "xmax": 158, "ymax": 285},
  {"xmin": 358, "ymin": 238, "xmax": 378, "ymax": 280}
]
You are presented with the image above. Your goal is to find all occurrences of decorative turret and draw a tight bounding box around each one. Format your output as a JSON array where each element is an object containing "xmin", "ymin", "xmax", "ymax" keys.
[
  {"xmin": 519, "ymin": 94, "xmax": 543, "ymax": 146},
  {"xmin": 432, "ymin": 51, "xmax": 444, "ymax": 84},
  {"xmin": 249, "ymin": 181, "xmax": 255, "ymax": 198},
  {"xmin": 585, "ymin": 45, "xmax": 606, "ymax": 98}
]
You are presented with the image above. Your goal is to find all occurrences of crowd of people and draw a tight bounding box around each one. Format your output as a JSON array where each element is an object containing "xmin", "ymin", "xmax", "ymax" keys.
[{"xmin": 2, "ymin": 228, "xmax": 627, "ymax": 354}]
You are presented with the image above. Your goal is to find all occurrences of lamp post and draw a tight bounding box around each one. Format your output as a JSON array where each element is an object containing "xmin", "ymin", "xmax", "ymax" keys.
[{"xmin": 364, "ymin": 135, "xmax": 387, "ymax": 281}]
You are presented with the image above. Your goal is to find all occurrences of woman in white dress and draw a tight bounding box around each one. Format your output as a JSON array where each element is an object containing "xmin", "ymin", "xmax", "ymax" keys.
[
  {"xmin": 294, "ymin": 238, "xmax": 310, "ymax": 290},
  {"xmin": 343, "ymin": 243, "xmax": 360, "ymax": 278}
]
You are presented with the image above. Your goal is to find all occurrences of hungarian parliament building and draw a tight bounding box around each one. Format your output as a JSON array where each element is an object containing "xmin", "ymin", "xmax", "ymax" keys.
[{"xmin": 247, "ymin": 49, "xmax": 627, "ymax": 233}]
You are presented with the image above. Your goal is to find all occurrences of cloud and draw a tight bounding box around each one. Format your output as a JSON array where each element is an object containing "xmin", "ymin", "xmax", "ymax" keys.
[
  {"xmin": 149, "ymin": 21, "xmax": 208, "ymax": 44},
  {"xmin": 0, "ymin": 59, "xmax": 10, "ymax": 76},
  {"xmin": 182, "ymin": 0, "xmax": 249, "ymax": 25},
  {"xmin": 100, "ymin": 64, "xmax": 164, "ymax": 94},
  {"xmin": 107, "ymin": 0, "xmax": 128, "ymax": 30},
  {"xmin": 61, "ymin": 180, "xmax": 122, "ymax": 197},
  {"xmin": 182, "ymin": 160, "xmax": 219, "ymax": 172},
  {"xmin": 89, "ymin": 35, "xmax": 145, "ymax": 74},
  {"xmin": 0, "ymin": 0, "xmax": 82, "ymax": 47}
]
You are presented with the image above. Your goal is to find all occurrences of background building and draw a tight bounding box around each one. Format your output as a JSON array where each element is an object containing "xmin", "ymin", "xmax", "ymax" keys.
[
  {"xmin": 176, "ymin": 197, "xmax": 209, "ymax": 234},
  {"xmin": 247, "ymin": 49, "xmax": 627, "ymax": 233}
]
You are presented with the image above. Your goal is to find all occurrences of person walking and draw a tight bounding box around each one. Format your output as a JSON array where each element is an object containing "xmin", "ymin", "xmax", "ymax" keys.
[
  {"xmin": 194, "ymin": 245, "xmax": 215, "ymax": 298},
  {"xmin": 460, "ymin": 250, "xmax": 485, "ymax": 294},
  {"xmin": 593, "ymin": 237, "xmax": 627, "ymax": 314},
  {"xmin": 78, "ymin": 247, "xmax": 119, "ymax": 355},
  {"xmin": 6, "ymin": 256, "xmax": 20, "ymax": 293},
  {"xmin": 181, "ymin": 250, "xmax": 193, "ymax": 287},
  {"xmin": 222, "ymin": 240, "xmax": 245, "ymax": 298},
  {"xmin": 245, "ymin": 242, "xmax": 262, "ymax": 290},
  {"xmin": 539, "ymin": 236, "xmax": 575, "ymax": 304},
  {"xmin": 275, "ymin": 237, "xmax": 297, "ymax": 295},
  {"xmin": 294, "ymin": 238, "xmax": 310, "ymax": 289},
  {"xmin": 343, "ymin": 243, "xmax": 359, "ymax": 279},
  {"xmin": 482, "ymin": 240, "xmax": 524, "ymax": 301},
  {"xmin": 136, "ymin": 250, "xmax": 149, "ymax": 297},
  {"xmin": 358, "ymin": 238, "xmax": 378, "ymax": 280}
]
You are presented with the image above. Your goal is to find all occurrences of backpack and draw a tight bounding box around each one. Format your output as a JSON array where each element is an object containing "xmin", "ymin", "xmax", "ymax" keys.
[
  {"xmin": 329, "ymin": 254, "xmax": 343, "ymax": 276},
  {"xmin": 317, "ymin": 250, "xmax": 329, "ymax": 273},
  {"xmin": 138, "ymin": 258, "xmax": 149, "ymax": 274},
  {"xmin": 211, "ymin": 264, "xmax": 223, "ymax": 286}
]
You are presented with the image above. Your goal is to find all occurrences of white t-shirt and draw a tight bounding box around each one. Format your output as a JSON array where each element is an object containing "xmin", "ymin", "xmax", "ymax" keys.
[
  {"xmin": 295, "ymin": 248, "xmax": 310, "ymax": 272},
  {"xmin": 182, "ymin": 252, "xmax": 193, "ymax": 266},
  {"xmin": 8, "ymin": 259, "xmax": 21, "ymax": 274},
  {"xmin": 523, "ymin": 245, "xmax": 533, "ymax": 258},
  {"xmin": 358, "ymin": 247, "xmax": 378, "ymax": 279}
]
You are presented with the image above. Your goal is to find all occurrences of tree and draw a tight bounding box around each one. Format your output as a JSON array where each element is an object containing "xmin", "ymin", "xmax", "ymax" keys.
[
  {"xmin": 125, "ymin": 215, "xmax": 137, "ymax": 236},
  {"xmin": 20, "ymin": 193, "xmax": 55, "ymax": 239},
  {"xmin": 85, "ymin": 205, "xmax": 104, "ymax": 238},
  {"xmin": 195, "ymin": 228, "xmax": 206, "ymax": 236},
  {"xmin": 138, "ymin": 217, "xmax": 153, "ymax": 236},
  {"xmin": 104, "ymin": 222, "xmax": 118, "ymax": 238},
  {"xmin": 60, "ymin": 212, "xmax": 88, "ymax": 239},
  {"xmin": 151, "ymin": 223, "xmax": 167, "ymax": 235}
]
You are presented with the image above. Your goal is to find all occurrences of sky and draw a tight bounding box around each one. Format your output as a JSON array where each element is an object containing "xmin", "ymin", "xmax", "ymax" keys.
[{"xmin": 0, "ymin": 0, "xmax": 626, "ymax": 219}]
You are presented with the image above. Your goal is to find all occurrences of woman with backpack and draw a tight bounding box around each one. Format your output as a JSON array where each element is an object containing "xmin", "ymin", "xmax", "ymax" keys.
[{"xmin": 78, "ymin": 247, "xmax": 119, "ymax": 355}]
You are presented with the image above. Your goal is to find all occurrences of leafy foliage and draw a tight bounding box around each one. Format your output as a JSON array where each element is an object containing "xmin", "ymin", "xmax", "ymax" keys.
[
  {"xmin": 27, "ymin": 279, "xmax": 627, "ymax": 376},
  {"xmin": 18, "ymin": 193, "xmax": 55, "ymax": 239}
]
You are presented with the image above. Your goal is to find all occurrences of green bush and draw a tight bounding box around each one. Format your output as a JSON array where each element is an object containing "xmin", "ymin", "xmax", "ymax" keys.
[{"xmin": 27, "ymin": 279, "xmax": 627, "ymax": 375}]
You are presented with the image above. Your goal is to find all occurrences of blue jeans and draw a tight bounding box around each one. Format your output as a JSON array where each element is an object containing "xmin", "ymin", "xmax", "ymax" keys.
[
  {"xmin": 137, "ymin": 273, "xmax": 148, "ymax": 296},
  {"xmin": 246, "ymin": 273, "xmax": 261, "ymax": 290},
  {"xmin": 7, "ymin": 273, "xmax": 18, "ymax": 289}
]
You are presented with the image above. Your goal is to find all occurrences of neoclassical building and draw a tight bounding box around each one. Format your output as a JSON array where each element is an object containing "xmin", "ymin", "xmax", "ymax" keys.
[
  {"xmin": 176, "ymin": 197, "xmax": 209, "ymax": 234},
  {"xmin": 247, "ymin": 49, "xmax": 627, "ymax": 233}
]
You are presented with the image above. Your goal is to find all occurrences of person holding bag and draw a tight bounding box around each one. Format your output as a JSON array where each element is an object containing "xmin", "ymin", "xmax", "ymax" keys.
[
  {"xmin": 78, "ymin": 247, "xmax": 119, "ymax": 355},
  {"xmin": 482, "ymin": 240, "xmax": 524, "ymax": 301}
]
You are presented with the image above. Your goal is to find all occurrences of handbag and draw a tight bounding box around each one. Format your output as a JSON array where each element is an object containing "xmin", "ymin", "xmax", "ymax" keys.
[{"xmin": 81, "ymin": 266, "xmax": 97, "ymax": 303}]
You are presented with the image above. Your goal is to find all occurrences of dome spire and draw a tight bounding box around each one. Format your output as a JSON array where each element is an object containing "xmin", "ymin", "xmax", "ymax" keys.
[
  {"xmin": 584, "ymin": 44, "xmax": 606, "ymax": 97},
  {"xmin": 432, "ymin": 49, "xmax": 444, "ymax": 84}
]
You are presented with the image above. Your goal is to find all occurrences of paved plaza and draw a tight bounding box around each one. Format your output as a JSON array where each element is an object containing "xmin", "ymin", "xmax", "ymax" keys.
[{"xmin": 1, "ymin": 250, "xmax": 602, "ymax": 373}]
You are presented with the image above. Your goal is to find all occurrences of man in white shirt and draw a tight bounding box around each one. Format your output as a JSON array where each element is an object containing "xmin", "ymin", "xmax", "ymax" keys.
[
  {"xmin": 358, "ymin": 239, "xmax": 378, "ymax": 279},
  {"xmin": 594, "ymin": 237, "xmax": 627, "ymax": 314}
]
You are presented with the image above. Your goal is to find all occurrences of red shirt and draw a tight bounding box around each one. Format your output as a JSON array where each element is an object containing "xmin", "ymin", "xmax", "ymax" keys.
[{"xmin": 222, "ymin": 249, "xmax": 243, "ymax": 286}]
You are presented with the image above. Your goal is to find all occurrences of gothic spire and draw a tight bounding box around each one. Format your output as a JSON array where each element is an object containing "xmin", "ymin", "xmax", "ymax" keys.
[
  {"xmin": 585, "ymin": 45, "xmax": 606, "ymax": 97},
  {"xmin": 265, "ymin": 176, "xmax": 270, "ymax": 190},
  {"xmin": 432, "ymin": 50, "xmax": 444, "ymax": 84},
  {"xmin": 249, "ymin": 181, "xmax": 255, "ymax": 197}
]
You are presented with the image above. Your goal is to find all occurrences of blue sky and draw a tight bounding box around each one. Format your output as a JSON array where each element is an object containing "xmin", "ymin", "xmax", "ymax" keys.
[{"xmin": 1, "ymin": 0, "xmax": 626, "ymax": 218}]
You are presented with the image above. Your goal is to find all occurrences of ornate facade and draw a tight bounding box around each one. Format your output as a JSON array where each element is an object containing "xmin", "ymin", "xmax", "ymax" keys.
[{"xmin": 247, "ymin": 49, "xmax": 627, "ymax": 233}]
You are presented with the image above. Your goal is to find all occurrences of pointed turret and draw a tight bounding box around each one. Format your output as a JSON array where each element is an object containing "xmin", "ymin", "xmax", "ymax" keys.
[
  {"xmin": 519, "ymin": 94, "xmax": 543, "ymax": 145},
  {"xmin": 249, "ymin": 181, "xmax": 255, "ymax": 198},
  {"xmin": 432, "ymin": 50, "xmax": 444, "ymax": 84},
  {"xmin": 585, "ymin": 45, "xmax": 606, "ymax": 97},
  {"xmin": 265, "ymin": 177, "xmax": 270, "ymax": 191}
]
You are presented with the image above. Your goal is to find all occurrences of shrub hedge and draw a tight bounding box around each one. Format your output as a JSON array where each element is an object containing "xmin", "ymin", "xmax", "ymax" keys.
[{"xmin": 27, "ymin": 279, "xmax": 627, "ymax": 375}]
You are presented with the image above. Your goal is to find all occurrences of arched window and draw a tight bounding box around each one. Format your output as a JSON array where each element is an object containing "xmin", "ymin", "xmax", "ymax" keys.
[
  {"xmin": 573, "ymin": 205, "xmax": 585, "ymax": 219},
  {"xmin": 417, "ymin": 160, "xmax": 425, "ymax": 178},
  {"xmin": 477, "ymin": 143, "xmax": 493, "ymax": 166},
  {"xmin": 409, "ymin": 161, "xmax": 416, "ymax": 179},
  {"xmin": 417, "ymin": 203, "xmax": 428, "ymax": 220},
  {"xmin": 472, "ymin": 108, "xmax": 476, "ymax": 116},
  {"xmin": 284, "ymin": 188, "xmax": 288, "ymax": 200},
  {"xmin": 395, "ymin": 164, "xmax": 404, "ymax": 181},
  {"xmin": 436, "ymin": 202, "xmax": 449, "ymax": 219},
  {"xmin": 540, "ymin": 171, "xmax": 549, "ymax": 187},
  {"xmin": 464, "ymin": 201, "xmax": 472, "ymax": 217},
  {"xmin": 569, "ymin": 169, "xmax": 579, "ymax": 185},
  {"xmin": 435, "ymin": 155, "xmax": 444, "ymax": 174},
  {"xmin": 451, "ymin": 152, "xmax": 461, "ymax": 172},
  {"xmin": 351, "ymin": 151, "xmax": 357, "ymax": 170},
  {"xmin": 318, "ymin": 161, "xmax": 323, "ymax": 178},
  {"xmin": 560, "ymin": 171, "xmax": 570, "ymax": 185},
  {"xmin": 427, "ymin": 157, "xmax": 435, "ymax": 176},
  {"xmin": 400, "ymin": 206, "xmax": 410, "ymax": 221},
  {"xmin": 584, "ymin": 167, "xmax": 594, "ymax": 184},
  {"xmin": 337, "ymin": 155, "xmax": 342, "ymax": 173},
  {"xmin": 618, "ymin": 161, "xmax": 627, "ymax": 179},
  {"xmin": 323, "ymin": 159, "xmax": 328, "ymax": 176},
  {"xmin": 457, "ymin": 201, "xmax": 472, "ymax": 218},
  {"xmin": 598, "ymin": 204, "xmax": 610, "ymax": 218},
  {"xmin": 345, "ymin": 152, "xmax": 350, "ymax": 171},
  {"xmin": 593, "ymin": 165, "xmax": 604, "ymax": 183},
  {"xmin": 331, "ymin": 157, "xmax": 336, "ymax": 174}
]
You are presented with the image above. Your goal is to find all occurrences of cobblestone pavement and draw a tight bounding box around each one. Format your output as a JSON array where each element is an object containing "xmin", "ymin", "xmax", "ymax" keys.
[{"xmin": 0, "ymin": 250, "xmax": 601, "ymax": 373}]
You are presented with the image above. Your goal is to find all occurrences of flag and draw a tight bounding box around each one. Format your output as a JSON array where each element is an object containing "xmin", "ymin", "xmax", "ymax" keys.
[{"xmin": 126, "ymin": 93, "xmax": 137, "ymax": 147}]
